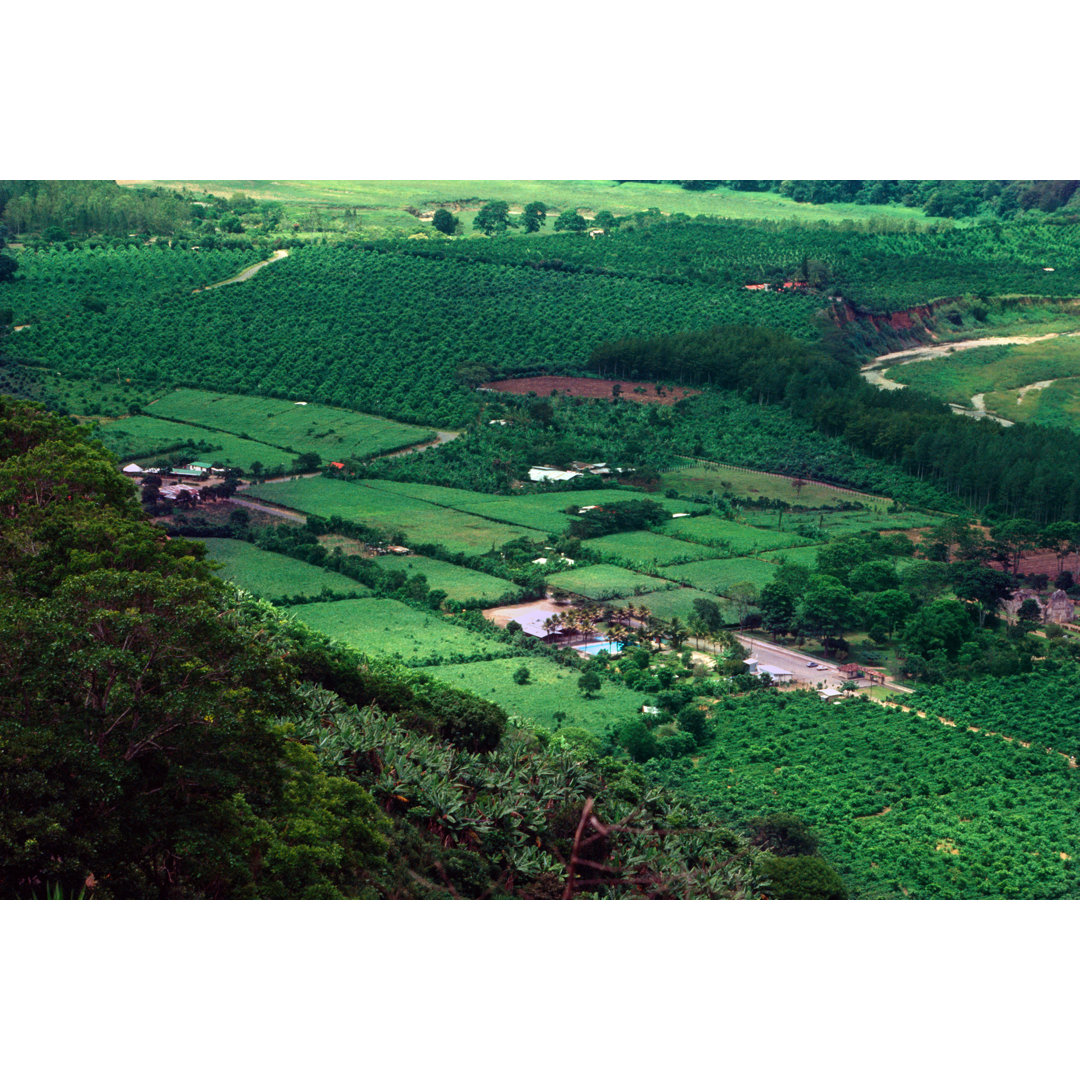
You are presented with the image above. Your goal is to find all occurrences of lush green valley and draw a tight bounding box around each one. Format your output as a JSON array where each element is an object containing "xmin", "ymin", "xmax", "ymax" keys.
[{"xmin": 4, "ymin": 178, "xmax": 1080, "ymax": 902}]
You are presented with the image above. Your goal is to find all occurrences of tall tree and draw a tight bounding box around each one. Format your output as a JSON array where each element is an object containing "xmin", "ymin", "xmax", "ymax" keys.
[
  {"xmin": 473, "ymin": 201, "xmax": 513, "ymax": 235},
  {"xmin": 432, "ymin": 208, "xmax": 458, "ymax": 235},
  {"xmin": 521, "ymin": 201, "xmax": 547, "ymax": 232}
]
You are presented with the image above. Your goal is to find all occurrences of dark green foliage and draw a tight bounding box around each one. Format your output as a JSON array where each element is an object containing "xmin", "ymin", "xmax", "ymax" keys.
[
  {"xmin": 432, "ymin": 209, "xmax": 458, "ymax": 236},
  {"xmin": 568, "ymin": 499, "xmax": 669, "ymax": 538},
  {"xmin": 760, "ymin": 854, "xmax": 847, "ymax": 900}
]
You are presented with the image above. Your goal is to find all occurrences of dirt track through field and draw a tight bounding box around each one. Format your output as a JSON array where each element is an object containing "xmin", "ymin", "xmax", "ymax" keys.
[
  {"xmin": 193, "ymin": 249, "xmax": 288, "ymax": 293},
  {"xmin": 227, "ymin": 495, "xmax": 306, "ymax": 522}
]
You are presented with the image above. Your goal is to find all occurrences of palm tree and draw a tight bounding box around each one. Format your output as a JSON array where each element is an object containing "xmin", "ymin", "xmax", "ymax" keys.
[{"xmin": 688, "ymin": 614, "xmax": 709, "ymax": 652}]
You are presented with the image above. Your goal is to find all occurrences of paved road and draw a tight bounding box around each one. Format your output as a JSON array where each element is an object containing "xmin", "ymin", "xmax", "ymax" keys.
[{"xmin": 735, "ymin": 634, "xmax": 912, "ymax": 694}]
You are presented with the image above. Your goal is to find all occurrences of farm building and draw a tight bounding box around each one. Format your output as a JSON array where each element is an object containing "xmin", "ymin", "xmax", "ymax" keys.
[
  {"xmin": 122, "ymin": 463, "xmax": 144, "ymax": 474},
  {"xmin": 837, "ymin": 664, "xmax": 865, "ymax": 682},
  {"xmin": 744, "ymin": 659, "xmax": 794, "ymax": 683},
  {"xmin": 528, "ymin": 466, "xmax": 583, "ymax": 483},
  {"xmin": 819, "ymin": 686, "xmax": 844, "ymax": 700},
  {"xmin": 186, "ymin": 461, "xmax": 214, "ymax": 472}
]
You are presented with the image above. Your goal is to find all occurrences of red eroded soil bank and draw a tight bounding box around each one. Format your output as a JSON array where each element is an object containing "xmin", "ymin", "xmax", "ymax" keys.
[{"xmin": 479, "ymin": 376, "xmax": 700, "ymax": 404}]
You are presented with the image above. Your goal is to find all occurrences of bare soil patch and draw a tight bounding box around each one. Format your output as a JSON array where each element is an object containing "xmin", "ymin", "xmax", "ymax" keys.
[{"xmin": 479, "ymin": 376, "xmax": 700, "ymax": 404}]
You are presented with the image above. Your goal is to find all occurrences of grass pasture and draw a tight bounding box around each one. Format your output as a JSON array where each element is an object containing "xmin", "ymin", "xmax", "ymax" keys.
[
  {"xmin": 290, "ymin": 597, "xmax": 518, "ymax": 665},
  {"xmin": 660, "ymin": 462, "xmax": 883, "ymax": 509},
  {"xmin": 244, "ymin": 477, "xmax": 548, "ymax": 554},
  {"xmin": 370, "ymin": 554, "xmax": 521, "ymax": 604},
  {"xmin": 200, "ymin": 538, "xmax": 369, "ymax": 602},
  {"xmin": 435, "ymin": 656, "xmax": 653, "ymax": 735},
  {"xmin": 544, "ymin": 564, "xmax": 677, "ymax": 601},
  {"xmin": 657, "ymin": 556, "xmax": 777, "ymax": 596},
  {"xmin": 145, "ymin": 388, "xmax": 435, "ymax": 460},
  {"xmin": 94, "ymin": 415, "xmax": 291, "ymax": 471},
  {"xmin": 353, "ymin": 479, "xmax": 702, "ymax": 535},
  {"xmin": 582, "ymin": 530, "xmax": 716, "ymax": 568},
  {"xmin": 658, "ymin": 515, "xmax": 818, "ymax": 555}
]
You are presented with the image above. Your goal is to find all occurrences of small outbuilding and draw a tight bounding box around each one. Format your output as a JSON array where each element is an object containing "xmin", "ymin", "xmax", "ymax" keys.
[{"xmin": 122, "ymin": 463, "xmax": 144, "ymax": 475}]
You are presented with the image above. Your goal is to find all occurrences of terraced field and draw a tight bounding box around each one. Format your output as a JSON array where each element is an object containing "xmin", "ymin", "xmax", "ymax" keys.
[
  {"xmin": 244, "ymin": 477, "xmax": 548, "ymax": 554},
  {"xmin": 581, "ymin": 530, "xmax": 716, "ymax": 567},
  {"xmin": 370, "ymin": 554, "xmax": 520, "ymax": 604},
  {"xmin": 658, "ymin": 516, "xmax": 819, "ymax": 554},
  {"xmin": 200, "ymin": 538, "xmax": 369, "ymax": 602},
  {"xmin": 290, "ymin": 597, "xmax": 519, "ymax": 665},
  {"xmin": 544, "ymin": 564, "xmax": 678, "ymax": 601},
  {"xmin": 657, "ymin": 556, "xmax": 778, "ymax": 595},
  {"xmin": 357, "ymin": 479, "xmax": 702, "ymax": 534}
]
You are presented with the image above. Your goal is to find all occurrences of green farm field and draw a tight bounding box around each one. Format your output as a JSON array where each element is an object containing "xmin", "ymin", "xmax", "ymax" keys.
[
  {"xmin": 245, "ymin": 477, "xmax": 548, "ymax": 554},
  {"xmin": 370, "ymin": 554, "xmax": 520, "ymax": 605},
  {"xmin": 659, "ymin": 462, "xmax": 888, "ymax": 509},
  {"xmin": 657, "ymin": 556, "xmax": 777, "ymax": 595},
  {"xmin": 357, "ymin": 479, "xmax": 701, "ymax": 534},
  {"xmin": 581, "ymin": 530, "xmax": 716, "ymax": 568},
  {"xmin": 145, "ymin": 388, "xmax": 435, "ymax": 460},
  {"xmin": 658, "ymin": 515, "xmax": 819, "ymax": 554},
  {"xmin": 544, "ymin": 564, "xmax": 678, "ymax": 601},
  {"xmin": 290, "ymin": 597, "xmax": 519, "ymax": 665},
  {"xmin": 95, "ymin": 414, "xmax": 292, "ymax": 471},
  {"xmin": 436, "ymin": 655, "xmax": 653, "ymax": 735},
  {"xmin": 200, "ymin": 538, "xmax": 370, "ymax": 602}
]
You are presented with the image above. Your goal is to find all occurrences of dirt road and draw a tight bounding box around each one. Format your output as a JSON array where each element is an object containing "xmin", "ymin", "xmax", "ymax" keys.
[
  {"xmin": 376, "ymin": 429, "xmax": 460, "ymax": 459},
  {"xmin": 227, "ymin": 496, "xmax": 306, "ymax": 522},
  {"xmin": 193, "ymin": 249, "xmax": 289, "ymax": 293}
]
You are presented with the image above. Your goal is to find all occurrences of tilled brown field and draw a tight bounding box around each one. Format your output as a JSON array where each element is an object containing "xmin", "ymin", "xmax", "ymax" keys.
[{"xmin": 479, "ymin": 375, "xmax": 700, "ymax": 404}]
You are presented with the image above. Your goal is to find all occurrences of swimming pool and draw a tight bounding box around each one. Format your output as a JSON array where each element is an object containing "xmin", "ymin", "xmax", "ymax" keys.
[{"xmin": 576, "ymin": 639, "xmax": 624, "ymax": 655}]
